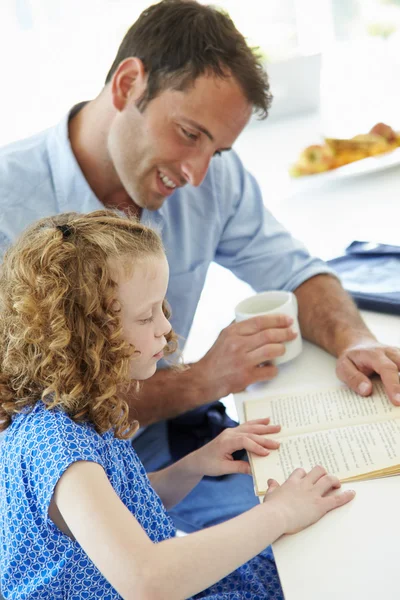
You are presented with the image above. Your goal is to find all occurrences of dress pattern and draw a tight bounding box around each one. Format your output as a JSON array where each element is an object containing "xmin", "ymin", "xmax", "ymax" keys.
[{"xmin": 0, "ymin": 402, "xmax": 283, "ymax": 599}]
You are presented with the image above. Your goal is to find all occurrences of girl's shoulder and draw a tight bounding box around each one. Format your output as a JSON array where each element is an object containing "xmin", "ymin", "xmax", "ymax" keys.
[{"xmin": 6, "ymin": 400, "xmax": 109, "ymax": 465}]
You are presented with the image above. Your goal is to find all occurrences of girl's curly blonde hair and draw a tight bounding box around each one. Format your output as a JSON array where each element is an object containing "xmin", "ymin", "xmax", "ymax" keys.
[{"xmin": 0, "ymin": 210, "xmax": 178, "ymax": 438}]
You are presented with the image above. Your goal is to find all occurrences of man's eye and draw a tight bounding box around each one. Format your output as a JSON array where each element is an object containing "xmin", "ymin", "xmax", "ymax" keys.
[{"xmin": 181, "ymin": 127, "xmax": 198, "ymax": 141}]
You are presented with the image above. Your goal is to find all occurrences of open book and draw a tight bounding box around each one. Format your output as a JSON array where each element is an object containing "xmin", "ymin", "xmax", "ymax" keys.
[{"xmin": 244, "ymin": 380, "xmax": 400, "ymax": 496}]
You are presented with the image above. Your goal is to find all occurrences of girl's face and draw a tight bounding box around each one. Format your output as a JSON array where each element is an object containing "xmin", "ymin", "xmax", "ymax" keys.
[{"xmin": 113, "ymin": 254, "xmax": 172, "ymax": 380}]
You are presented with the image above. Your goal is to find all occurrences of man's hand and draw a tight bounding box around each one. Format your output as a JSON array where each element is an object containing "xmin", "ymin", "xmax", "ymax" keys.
[
  {"xmin": 336, "ymin": 340, "xmax": 400, "ymax": 405},
  {"xmin": 198, "ymin": 314, "xmax": 297, "ymax": 399},
  {"xmin": 188, "ymin": 418, "xmax": 281, "ymax": 478}
]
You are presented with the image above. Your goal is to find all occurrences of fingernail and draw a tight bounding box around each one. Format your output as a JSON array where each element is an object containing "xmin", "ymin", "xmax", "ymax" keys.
[
  {"xmin": 358, "ymin": 382, "xmax": 370, "ymax": 395},
  {"xmin": 395, "ymin": 394, "xmax": 400, "ymax": 405}
]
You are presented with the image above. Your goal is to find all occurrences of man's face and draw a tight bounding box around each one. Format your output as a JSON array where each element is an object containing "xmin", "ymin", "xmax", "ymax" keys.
[{"xmin": 107, "ymin": 72, "xmax": 252, "ymax": 211}]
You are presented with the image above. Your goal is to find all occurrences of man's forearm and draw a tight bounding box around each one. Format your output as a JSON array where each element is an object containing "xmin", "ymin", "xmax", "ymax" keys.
[
  {"xmin": 295, "ymin": 274, "xmax": 376, "ymax": 356},
  {"xmin": 124, "ymin": 361, "xmax": 215, "ymax": 425}
]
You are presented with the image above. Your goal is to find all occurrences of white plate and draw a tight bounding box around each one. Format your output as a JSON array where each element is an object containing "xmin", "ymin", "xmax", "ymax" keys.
[{"xmin": 290, "ymin": 146, "xmax": 400, "ymax": 190}]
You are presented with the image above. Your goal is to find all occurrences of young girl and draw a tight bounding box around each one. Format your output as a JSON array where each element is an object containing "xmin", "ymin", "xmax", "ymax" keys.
[{"xmin": 0, "ymin": 210, "xmax": 355, "ymax": 600}]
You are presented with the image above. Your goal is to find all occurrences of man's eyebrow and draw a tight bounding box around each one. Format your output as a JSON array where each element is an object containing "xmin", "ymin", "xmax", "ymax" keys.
[
  {"xmin": 182, "ymin": 118, "xmax": 214, "ymax": 141},
  {"xmin": 182, "ymin": 118, "xmax": 232, "ymax": 152}
]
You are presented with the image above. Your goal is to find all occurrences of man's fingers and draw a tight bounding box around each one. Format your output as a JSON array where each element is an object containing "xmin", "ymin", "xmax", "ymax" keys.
[
  {"xmin": 237, "ymin": 314, "xmax": 293, "ymax": 336},
  {"xmin": 336, "ymin": 356, "xmax": 373, "ymax": 396},
  {"xmin": 337, "ymin": 353, "xmax": 400, "ymax": 406},
  {"xmin": 385, "ymin": 347, "xmax": 400, "ymax": 370},
  {"xmin": 248, "ymin": 343, "xmax": 286, "ymax": 364},
  {"xmin": 250, "ymin": 363, "xmax": 279, "ymax": 383},
  {"xmin": 375, "ymin": 362, "xmax": 400, "ymax": 406},
  {"xmin": 244, "ymin": 326, "xmax": 298, "ymax": 353}
]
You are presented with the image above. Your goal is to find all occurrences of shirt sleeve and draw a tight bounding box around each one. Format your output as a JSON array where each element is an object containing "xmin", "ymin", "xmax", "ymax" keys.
[
  {"xmin": 23, "ymin": 407, "xmax": 108, "ymax": 524},
  {"xmin": 213, "ymin": 150, "xmax": 336, "ymax": 292}
]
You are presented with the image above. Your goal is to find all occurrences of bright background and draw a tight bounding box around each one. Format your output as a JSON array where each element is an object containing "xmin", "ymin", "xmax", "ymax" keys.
[{"xmin": 1, "ymin": 0, "xmax": 400, "ymax": 143}]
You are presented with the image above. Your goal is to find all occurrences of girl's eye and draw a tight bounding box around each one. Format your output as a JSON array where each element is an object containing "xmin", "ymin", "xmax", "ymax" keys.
[
  {"xmin": 181, "ymin": 127, "xmax": 198, "ymax": 141},
  {"xmin": 139, "ymin": 316, "xmax": 154, "ymax": 324}
]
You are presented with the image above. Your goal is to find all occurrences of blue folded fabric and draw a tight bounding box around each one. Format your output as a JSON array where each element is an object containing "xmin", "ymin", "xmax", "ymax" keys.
[
  {"xmin": 167, "ymin": 401, "xmax": 246, "ymax": 462},
  {"xmin": 327, "ymin": 241, "xmax": 400, "ymax": 314}
]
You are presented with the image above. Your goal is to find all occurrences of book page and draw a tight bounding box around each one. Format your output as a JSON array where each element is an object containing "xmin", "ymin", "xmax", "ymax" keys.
[
  {"xmin": 244, "ymin": 380, "xmax": 400, "ymax": 438},
  {"xmin": 250, "ymin": 418, "xmax": 400, "ymax": 494}
]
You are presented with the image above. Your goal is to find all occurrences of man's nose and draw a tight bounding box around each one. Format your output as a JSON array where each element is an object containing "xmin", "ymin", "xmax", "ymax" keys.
[{"xmin": 181, "ymin": 152, "xmax": 212, "ymax": 187}]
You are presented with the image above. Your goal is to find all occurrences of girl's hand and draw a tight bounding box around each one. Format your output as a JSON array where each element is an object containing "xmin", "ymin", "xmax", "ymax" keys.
[
  {"xmin": 190, "ymin": 418, "xmax": 281, "ymax": 477},
  {"xmin": 263, "ymin": 466, "xmax": 355, "ymax": 534}
]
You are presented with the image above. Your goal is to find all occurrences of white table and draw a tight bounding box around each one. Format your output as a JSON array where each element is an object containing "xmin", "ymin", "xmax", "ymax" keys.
[{"xmin": 234, "ymin": 309, "xmax": 400, "ymax": 600}]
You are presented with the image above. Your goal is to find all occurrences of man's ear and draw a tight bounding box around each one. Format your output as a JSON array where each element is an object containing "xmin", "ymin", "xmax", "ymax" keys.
[{"xmin": 110, "ymin": 57, "xmax": 147, "ymax": 111}]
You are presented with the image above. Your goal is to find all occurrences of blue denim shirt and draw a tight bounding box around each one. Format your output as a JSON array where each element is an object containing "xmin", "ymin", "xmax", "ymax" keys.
[{"xmin": 0, "ymin": 108, "xmax": 333, "ymax": 346}]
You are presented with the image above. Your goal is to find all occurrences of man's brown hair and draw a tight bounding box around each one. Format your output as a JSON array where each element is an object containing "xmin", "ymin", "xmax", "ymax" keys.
[{"xmin": 105, "ymin": 0, "xmax": 272, "ymax": 118}]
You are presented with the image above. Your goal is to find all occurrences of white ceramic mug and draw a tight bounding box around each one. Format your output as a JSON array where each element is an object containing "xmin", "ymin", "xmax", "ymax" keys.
[{"xmin": 235, "ymin": 291, "xmax": 302, "ymax": 365}]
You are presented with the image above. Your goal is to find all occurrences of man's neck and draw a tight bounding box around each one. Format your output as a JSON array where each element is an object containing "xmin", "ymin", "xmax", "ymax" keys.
[
  {"xmin": 103, "ymin": 189, "xmax": 142, "ymax": 219},
  {"xmin": 68, "ymin": 97, "xmax": 141, "ymax": 219}
]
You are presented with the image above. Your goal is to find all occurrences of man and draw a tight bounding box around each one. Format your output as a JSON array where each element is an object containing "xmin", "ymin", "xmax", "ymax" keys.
[{"xmin": 1, "ymin": 0, "xmax": 399, "ymax": 534}]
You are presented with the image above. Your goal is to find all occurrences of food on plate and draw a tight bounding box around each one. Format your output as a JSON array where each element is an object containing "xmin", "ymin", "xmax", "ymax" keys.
[
  {"xmin": 370, "ymin": 122, "xmax": 397, "ymax": 143},
  {"xmin": 290, "ymin": 122, "xmax": 400, "ymax": 177},
  {"xmin": 289, "ymin": 144, "xmax": 335, "ymax": 176}
]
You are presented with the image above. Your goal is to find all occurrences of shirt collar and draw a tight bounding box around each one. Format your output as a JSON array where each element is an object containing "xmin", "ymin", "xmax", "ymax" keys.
[{"xmin": 46, "ymin": 104, "xmax": 105, "ymax": 215}]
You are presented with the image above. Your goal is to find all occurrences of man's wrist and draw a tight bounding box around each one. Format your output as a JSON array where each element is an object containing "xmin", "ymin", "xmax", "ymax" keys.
[
  {"xmin": 334, "ymin": 329, "xmax": 378, "ymax": 357},
  {"xmin": 187, "ymin": 359, "xmax": 221, "ymax": 406}
]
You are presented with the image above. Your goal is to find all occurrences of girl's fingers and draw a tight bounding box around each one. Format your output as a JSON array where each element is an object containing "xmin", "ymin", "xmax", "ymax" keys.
[
  {"xmin": 305, "ymin": 465, "xmax": 327, "ymax": 485},
  {"xmin": 233, "ymin": 436, "xmax": 271, "ymax": 457},
  {"xmin": 223, "ymin": 460, "xmax": 252, "ymax": 475},
  {"xmin": 221, "ymin": 431, "xmax": 280, "ymax": 458},
  {"xmin": 287, "ymin": 467, "xmax": 307, "ymax": 481},
  {"xmin": 314, "ymin": 474, "xmax": 341, "ymax": 496},
  {"xmin": 265, "ymin": 478, "xmax": 280, "ymax": 495},
  {"xmin": 237, "ymin": 433, "xmax": 280, "ymax": 451},
  {"xmin": 324, "ymin": 489, "xmax": 356, "ymax": 512},
  {"xmin": 245, "ymin": 417, "xmax": 271, "ymax": 425},
  {"xmin": 268, "ymin": 478, "xmax": 280, "ymax": 489},
  {"xmin": 236, "ymin": 423, "xmax": 281, "ymax": 435}
]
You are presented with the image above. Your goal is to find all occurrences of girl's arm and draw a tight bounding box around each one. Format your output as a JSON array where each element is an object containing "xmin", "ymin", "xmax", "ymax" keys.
[
  {"xmin": 53, "ymin": 459, "xmax": 354, "ymax": 600},
  {"xmin": 148, "ymin": 418, "xmax": 280, "ymax": 509}
]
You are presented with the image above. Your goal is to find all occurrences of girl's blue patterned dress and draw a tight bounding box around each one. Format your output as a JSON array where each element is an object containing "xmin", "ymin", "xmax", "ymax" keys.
[{"xmin": 0, "ymin": 402, "xmax": 283, "ymax": 599}]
